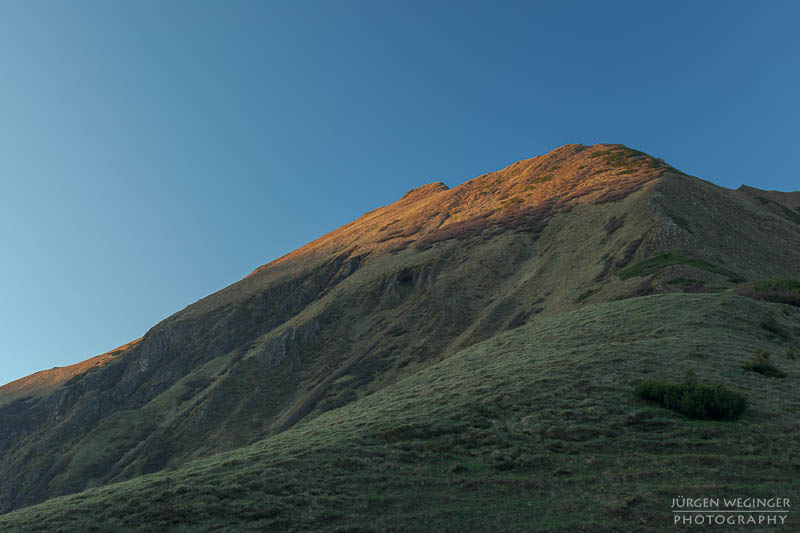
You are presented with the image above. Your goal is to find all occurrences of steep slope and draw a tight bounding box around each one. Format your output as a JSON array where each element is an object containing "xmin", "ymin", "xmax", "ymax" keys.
[
  {"xmin": 738, "ymin": 185, "xmax": 800, "ymax": 227},
  {"xmin": 0, "ymin": 340, "xmax": 140, "ymax": 407},
  {"xmin": 2, "ymin": 293, "xmax": 799, "ymax": 532},
  {"xmin": 1, "ymin": 143, "xmax": 799, "ymax": 514}
]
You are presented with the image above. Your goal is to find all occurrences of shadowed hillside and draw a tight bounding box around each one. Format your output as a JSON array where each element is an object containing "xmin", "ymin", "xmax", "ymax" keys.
[
  {"xmin": 1, "ymin": 143, "xmax": 799, "ymax": 519},
  {"xmin": 2, "ymin": 293, "xmax": 799, "ymax": 532}
]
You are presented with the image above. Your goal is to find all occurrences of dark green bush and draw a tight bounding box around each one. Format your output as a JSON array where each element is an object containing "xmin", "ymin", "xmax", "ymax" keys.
[
  {"xmin": 635, "ymin": 380, "xmax": 747, "ymax": 420},
  {"xmin": 742, "ymin": 350, "xmax": 786, "ymax": 378},
  {"xmin": 618, "ymin": 253, "xmax": 745, "ymax": 283},
  {"xmin": 760, "ymin": 313, "xmax": 791, "ymax": 339},
  {"xmin": 756, "ymin": 279, "xmax": 800, "ymax": 292},
  {"xmin": 736, "ymin": 279, "xmax": 800, "ymax": 307},
  {"xmin": 742, "ymin": 360, "xmax": 786, "ymax": 378}
]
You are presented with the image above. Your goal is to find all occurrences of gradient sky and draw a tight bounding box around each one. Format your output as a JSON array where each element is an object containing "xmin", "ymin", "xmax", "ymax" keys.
[{"xmin": 1, "ymin": 1, "xmax": 798, "ymax": 386}]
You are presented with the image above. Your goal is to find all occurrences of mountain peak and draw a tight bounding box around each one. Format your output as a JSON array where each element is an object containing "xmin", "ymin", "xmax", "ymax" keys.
[{"xmin": 249, "ymin": 143, "xmax": 681, "ymax": 274}]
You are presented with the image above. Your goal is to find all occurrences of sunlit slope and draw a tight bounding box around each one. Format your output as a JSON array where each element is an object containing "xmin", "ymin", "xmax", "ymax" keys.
[
  {"xmin": 0, "ymin": 339, "xmax": 140, "ymax": 407},
  {"xmin": 2, "ymin": 293, "xmax": 798, "ymax": 532}
]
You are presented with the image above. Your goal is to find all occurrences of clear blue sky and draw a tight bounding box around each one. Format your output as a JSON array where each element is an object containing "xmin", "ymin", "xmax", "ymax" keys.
[{"xmin": 1, "ymin": 1, "xmax": 798, "ymax": 386}]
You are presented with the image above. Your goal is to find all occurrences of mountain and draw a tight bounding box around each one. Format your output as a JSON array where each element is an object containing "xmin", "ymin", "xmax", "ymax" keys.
[{"xmin": 1, "ymin": 143, "xmax": 799, "ymax": 531}]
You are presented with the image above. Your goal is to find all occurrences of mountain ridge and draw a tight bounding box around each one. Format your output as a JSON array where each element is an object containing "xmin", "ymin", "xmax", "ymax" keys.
[
  {"xmin": 0, "ymin": 339, "xmax": 140, "ymax": 406},
  {"xmin": 1, "ymin": 143, "xmax": 799, "ymax": 517},
  {"xmin": 246, "ymin": 143, "xmax": 671, "ymax": 274}
]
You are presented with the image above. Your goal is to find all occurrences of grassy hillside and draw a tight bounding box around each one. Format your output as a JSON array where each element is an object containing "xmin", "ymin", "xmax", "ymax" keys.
[{"xmin": 3, "ymin": 293, "xmax": 798, "ymax": 532}]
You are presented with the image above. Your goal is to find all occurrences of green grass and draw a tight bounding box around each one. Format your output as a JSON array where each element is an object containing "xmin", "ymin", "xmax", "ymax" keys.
[
  {"xmin": 618, "ymin": 253, "xmax": 745, "ymax": 283},
  {"xmin": 2, "ymin": 293, "xmax": 799, "ymax": 532}
]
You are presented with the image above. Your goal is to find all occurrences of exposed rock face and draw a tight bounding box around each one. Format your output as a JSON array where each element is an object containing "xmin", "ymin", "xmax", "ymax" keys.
[{"xmin": 2, "ymin": 143, "xmax": 799, "ymax": 514}]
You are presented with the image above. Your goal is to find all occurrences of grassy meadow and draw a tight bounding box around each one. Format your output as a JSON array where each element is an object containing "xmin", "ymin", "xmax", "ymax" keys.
[{"xmin": 2, "ymin": 293, "xmax": 798, "ymax": 532}]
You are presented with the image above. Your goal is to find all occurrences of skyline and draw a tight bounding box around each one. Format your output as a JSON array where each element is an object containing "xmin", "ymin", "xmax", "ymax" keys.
[{"xmin": 2, "ymin": 0, "xmax": 799, "ymax": 386}]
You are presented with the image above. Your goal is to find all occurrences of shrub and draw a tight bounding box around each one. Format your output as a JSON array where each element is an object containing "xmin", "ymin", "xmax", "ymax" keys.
[
  {"xmin": 589, "ymin": 146, "xmax": 648, "ymax": 169},
  {"xmin": 619, "ymin": 253, "xmax": 745, "ymax": 283},
  {"xmin": 615, "ymin": 239, "xmax": 643, "ymax": 268},
  {"xmin": 755, "ymin": 197, "xmax": 800, "ymax": 224},
  {"xmin": 775, "ymin": 203, "xmax": 800, "ymax": 224},
  {"xmin": 735, "ymin": 279, "xmax": 800, "ymax": 307},
  {"xmin": 759, "ymin": 310, "xmax": 792, "ymax": 339},
  {"xmin": 757, "ymin": 279, "xmax": 800, "ymax": 291},
  {"xmin": 604, "ymin": 216, "xmax": 625, "ymax": 235},
  {"xmin": 415, "ymin": 215, "xmax": 491, "ymax": 250},
  {"xmin": 668, "ymin": 213, "xmax": 693, "ymax": 234},
  {"xmin": 375, "ymin": 225, "xmax": 421, "ymax": 243},
  {"xmin": 594, "ymin": 177, "xmax": 655, "ymax": 204},
  {"xmin": 529, "ymin": 174, "xmax": 554, "ymax": 185},
  {"xmin": 500, "ymin": 197, "xmax": 524, "ymax": 210},
  {"xmin": 508, "ymin": 311, "xmax": 528, "ymax": 329},
  {"xmin": 386, "ymin": 240, "xmax": 412, "ymax": 254},
  {"xmin": 742, "ymin": 350, "xmax": 786, "ymax": 378},
  {"xmin": 564, "ymin": 184, "xmax": 604, "ymax": 202},
  {"xmin": 625, "ymin": 278, "xmax": 655, "ymax": 299},
  {"xmin": 635, "ymin": 380, "xmax": 747, "ymax": 420},
  {"xmin": 593, "ymin": 256, "xmax": 614, "ymax": 282}
]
